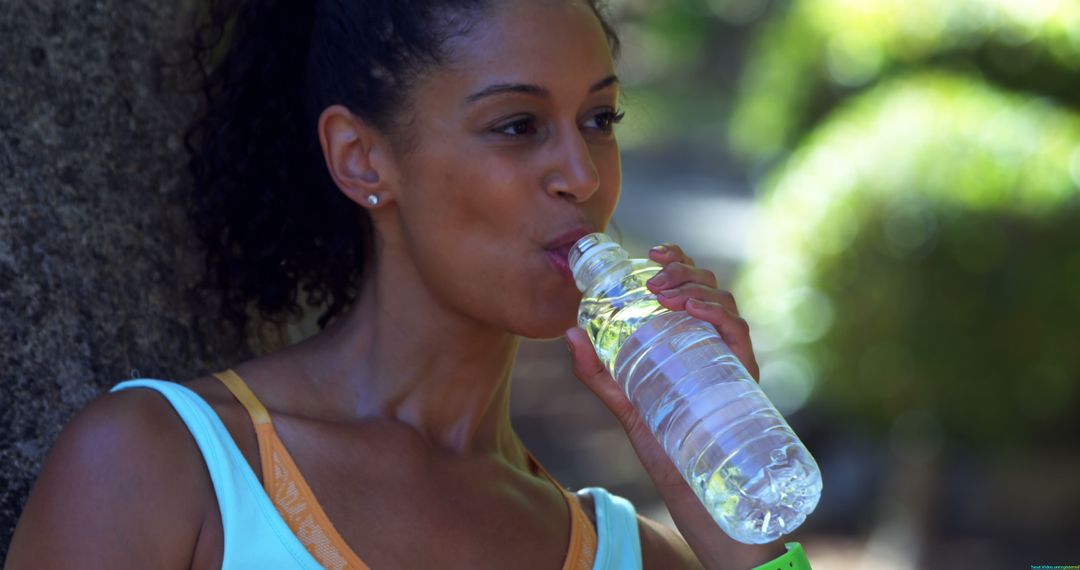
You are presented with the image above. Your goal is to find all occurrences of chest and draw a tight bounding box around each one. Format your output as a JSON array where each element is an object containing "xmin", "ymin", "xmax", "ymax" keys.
[{"xmin": 191, "ymin": 407, "xmax": 581, "ymax": 569}]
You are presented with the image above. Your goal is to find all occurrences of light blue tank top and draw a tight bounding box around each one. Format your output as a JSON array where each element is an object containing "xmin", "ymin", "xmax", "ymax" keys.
[{"xmin": 111, "ymin": 379, "xmax": 643, "ymax": 569}]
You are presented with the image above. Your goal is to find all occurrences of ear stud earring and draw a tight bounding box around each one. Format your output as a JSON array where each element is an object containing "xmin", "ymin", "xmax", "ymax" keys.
[{"xmin": 366, "ymin": 194, "xmax": 380, "ymax": 206}]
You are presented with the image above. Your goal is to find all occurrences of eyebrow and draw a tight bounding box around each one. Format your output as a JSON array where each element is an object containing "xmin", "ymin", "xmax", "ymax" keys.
[{"xmin": 464, "ymin": 74, "xmax": 619, "ymax": 104}]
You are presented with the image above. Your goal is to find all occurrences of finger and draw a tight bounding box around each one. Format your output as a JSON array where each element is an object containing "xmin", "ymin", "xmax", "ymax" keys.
[
  {"xmin": 654, "ymin": 283, "xmax": 739, "ymax": 315},
  {"xmin": 685, "ymin": 299, "xmax": 760, "ymax": 381},
  {"xmin": 645, "ymin": 262, "xmax": 717, "ymax": 293},
  {"xmin": 648, "ymin": 243, "xmax": 696, "ymax": 268},
  {"xmin": 564, "ymin": 327, "xmax": 640, "ymax": 427}
]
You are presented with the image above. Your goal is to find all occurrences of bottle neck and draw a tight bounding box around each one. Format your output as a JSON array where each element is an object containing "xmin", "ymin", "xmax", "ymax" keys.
[{"xmin": 573, "ymin": 246, "xmax": 632, "ymax": 292}]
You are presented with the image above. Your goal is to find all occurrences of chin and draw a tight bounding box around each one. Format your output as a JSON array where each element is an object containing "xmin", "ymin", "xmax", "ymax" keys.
[
  {"xmin": 513, "ymin": 307, "xmax": 580, "ymax": 341},
  {"xmin": 504, "ymin": 273, "xmax": 582, "ymax": 339},
  {"xmin": 529, "ymin": 324, "xmax": 578, "ymax": 341}
]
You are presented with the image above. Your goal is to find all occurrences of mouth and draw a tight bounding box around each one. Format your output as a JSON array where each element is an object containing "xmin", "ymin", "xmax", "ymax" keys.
[
  {"xmin": 545, "ymin": 248, "xmax": 575, "ymax": 285},
  {"xmin": 552, "ymin": 242, "xmax": 575, "ymax": 262},
  {"xmin": 543, "ymin": 225, "xmax": 596, "ymax": 286}
]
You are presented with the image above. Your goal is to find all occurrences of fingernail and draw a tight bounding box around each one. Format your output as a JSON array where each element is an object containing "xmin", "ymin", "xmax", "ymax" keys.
[
  {"xmin": 687, "ymin": 298, "xmax": 705, "ymax": 309},
  {"xmin": 648, "ymin": 272, "xmax": 668, "ymax": 287},
  {"xmin": 651, "ymin": 245, "xmax": 669, "ymax": 254},
  {"xmin": 564, "ymin": 336, "xmax": 576, "ymax": 356},
  {"xmin": 658, "ymin": 288, "xmax": 679, "ymax": 298}
]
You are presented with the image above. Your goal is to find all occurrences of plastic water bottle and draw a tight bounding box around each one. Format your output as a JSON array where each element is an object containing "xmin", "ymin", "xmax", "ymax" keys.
[{"xmin": 568, "ymin": 232, "xmax": 821, "ymax": 544}]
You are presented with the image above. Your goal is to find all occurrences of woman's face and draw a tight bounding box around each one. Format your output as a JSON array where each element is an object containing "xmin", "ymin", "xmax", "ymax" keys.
[{"xmin": 388, "ymin": 0, "xmax": 621, "ymax": 339}]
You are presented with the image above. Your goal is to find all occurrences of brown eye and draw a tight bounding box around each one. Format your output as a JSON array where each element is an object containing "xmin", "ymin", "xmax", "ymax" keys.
[
  {"xmin": 494, "ymin": 117, "xmax": 538, "ymax": 137},
  {"xmin": 585, "ymin": 108, "xmax": 626, "ymax": 133}
]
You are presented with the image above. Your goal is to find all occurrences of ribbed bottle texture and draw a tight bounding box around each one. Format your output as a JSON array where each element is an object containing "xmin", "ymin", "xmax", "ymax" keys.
[{"xmin": 569, "ymin": 233, "xmax": 821, "ymax": 544}]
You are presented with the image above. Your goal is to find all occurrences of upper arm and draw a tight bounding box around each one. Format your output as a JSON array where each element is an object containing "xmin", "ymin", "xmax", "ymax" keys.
[
  {"xmin": 637, "ymin": 514, "xmax": 706, "ymax": 570},
  {"xmin": 5, "ymin": 389, "xmax": 213, "ymax": 570}
]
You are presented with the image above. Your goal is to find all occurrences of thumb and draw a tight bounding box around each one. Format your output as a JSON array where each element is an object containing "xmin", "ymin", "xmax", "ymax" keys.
[{"xmin": 564, "ymin": 327, "xmax": 638, "ymax": 426}]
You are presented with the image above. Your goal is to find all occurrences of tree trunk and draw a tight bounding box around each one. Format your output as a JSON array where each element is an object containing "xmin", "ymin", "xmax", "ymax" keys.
[{"xmin": 0, "ymin": 0, "xmax": 249, "ymax": 556}]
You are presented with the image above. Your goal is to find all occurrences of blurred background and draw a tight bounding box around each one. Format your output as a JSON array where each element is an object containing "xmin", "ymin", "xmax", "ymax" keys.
[
  {"xmin": 506, "ymin": 0, "xmax": 1080, "ymax": 568},
  {"xmin": 2, "ymin": 0, "xmax": 1079, "ymax": 567}
]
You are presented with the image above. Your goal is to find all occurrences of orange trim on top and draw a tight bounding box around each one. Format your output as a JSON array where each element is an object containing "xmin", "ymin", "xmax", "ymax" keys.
[
  {"xmin": 213, "ymin": 370, "xmax": 368, "ymax": 570},
  {"xmin": 527, "ymin": 453, "xmax": 598, "ymax": 570},
  {"xmin": 212, "ymin": 369, "xmax": 597, "ymax": 570}
]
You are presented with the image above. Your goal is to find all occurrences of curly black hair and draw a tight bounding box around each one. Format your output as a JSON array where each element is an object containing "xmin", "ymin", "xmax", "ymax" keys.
[{"xmin": 184, "ymin": 0, "xmax": 621, "ymax": 337}]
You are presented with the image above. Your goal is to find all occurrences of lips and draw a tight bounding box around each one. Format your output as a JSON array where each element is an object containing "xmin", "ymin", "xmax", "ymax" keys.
[
  {"xmin": 543, "ymin": 226, "xmax": 596, "ymax": 255},
  {"xmin": 552, "ymin": 243, "xmax": 574, "ymax": 262},
  {"xmin": 543, "ymin": 224, "xmax": 596, "ymax": 285},
  {"xmin": 546, "ymin": 250, "xmax": 575, "ymax": 284}
]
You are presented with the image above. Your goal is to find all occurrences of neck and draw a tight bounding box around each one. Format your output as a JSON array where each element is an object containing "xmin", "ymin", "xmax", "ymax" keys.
[{"xmin": 285, "ymin": 250, "xmax": 527, "ymax": 464}]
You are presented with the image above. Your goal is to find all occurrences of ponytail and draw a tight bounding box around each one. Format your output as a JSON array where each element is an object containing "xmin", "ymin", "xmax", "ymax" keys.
[{"xmin": 186, "ymin": 0, "xmax": 371, "ymax": 336}]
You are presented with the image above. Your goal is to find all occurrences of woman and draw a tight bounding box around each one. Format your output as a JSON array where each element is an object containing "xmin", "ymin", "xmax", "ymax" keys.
[{"xmin": 6, "ymin": 0, "xmax": 798, "ymax": 568}]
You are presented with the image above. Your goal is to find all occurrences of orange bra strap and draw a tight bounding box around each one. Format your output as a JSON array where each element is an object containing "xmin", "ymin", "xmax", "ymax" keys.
[
  {"xmin": 527, "ymin": 450, "xmax": 574, "ymax": 494},
  {"xmin": 211, "ymin": 371, "xmax": 596, "ymax": 569},
  {"xmin": 212, "ymin": 370, "xmax": 371, "ymax": 569},
  {"xmin": 212, "ymin": 369, "xmax": 276, "ymax": 490},
  {"xmin": 213, "ymin": 369, "xmax": 272, "ymax": 426},
  {"xmin": 527, "ymin": 451, "xmax": 599, "ymax": 570}
]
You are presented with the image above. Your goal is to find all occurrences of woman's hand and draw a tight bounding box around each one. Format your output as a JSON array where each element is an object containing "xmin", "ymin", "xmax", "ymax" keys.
[{"xmin": 564, "ymin": 243, "xmax": 785, "ymax": 569}]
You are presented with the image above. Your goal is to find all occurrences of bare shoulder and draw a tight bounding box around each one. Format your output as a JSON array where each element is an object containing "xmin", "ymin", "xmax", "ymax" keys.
[
  {"xmin": 5, "ymin": 387, "xmax": 213, "ymax": 570},
  {"xmin": 637, "ymin": 513, "xmax": 706, "ymax": 570}
]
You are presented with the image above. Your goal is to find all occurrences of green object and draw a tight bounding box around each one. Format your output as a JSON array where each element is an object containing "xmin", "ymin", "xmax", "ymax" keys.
[
  {"xmin": 751, "ymin": 542, "xmax": 811, "ymax": 570},
  {"xmin": 735, "ymin": 72, "xmax": 1080, "ymax": 449},
  {"xmin": 729, "ymin": 0, "xmax": 1080, "ymax": 163}
]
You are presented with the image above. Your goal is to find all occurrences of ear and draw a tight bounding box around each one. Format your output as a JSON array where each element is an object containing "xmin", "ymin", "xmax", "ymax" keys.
[{"xmin": 318, "ymin": 104, "xmax": 396, "ymax": 208}]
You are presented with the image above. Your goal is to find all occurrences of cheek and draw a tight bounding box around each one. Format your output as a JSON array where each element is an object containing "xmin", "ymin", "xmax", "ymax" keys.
[
  {"xmin": 393, "ymin": 138, "xmax": 600, "ymax": 336},
  {"xmin": 571, "ymin": 145, "xmax": 621, "ymax": 237},
  {"xmin": 401, "ymin": 147, "xmax": 511, "ymax": 239},
  {"xmin": 397, "ymin": 150, "xmax": 534, "ymax": 296}
]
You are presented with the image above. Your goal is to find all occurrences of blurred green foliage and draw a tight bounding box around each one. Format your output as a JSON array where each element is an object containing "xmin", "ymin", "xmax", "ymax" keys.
[
  {"xmin": 729, "ymin": 0, "xmax": 1080, "ymax": 164},
  {"xmin": 727, "ymin": 0, "xmax": 1080, "ymax": 450},
  {"xmin": 611, "ymin": 0, "xmax": 1080, "ymax": 449},
  {"xmin": 737, "ymin": 72, "xmax": 1080, "ymax": 448},
  {"xmin": 607, "ymin": 0, "xmax": 757, "ymax": 151}
]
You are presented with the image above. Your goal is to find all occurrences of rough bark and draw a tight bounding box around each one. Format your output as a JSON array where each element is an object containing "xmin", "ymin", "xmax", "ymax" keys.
[{"xmin": 0, "ymin": 0, "xmax": 250, "ymax": 556}]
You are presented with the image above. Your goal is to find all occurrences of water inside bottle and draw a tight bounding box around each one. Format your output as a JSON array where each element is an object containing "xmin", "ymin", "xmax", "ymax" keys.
[
  {"xmin": 577, "ymin": 260, "xmax": 670, "ymax": 371},
  {"xmin": 577, "ymin": 261, "xmax": 821, "ymax": 544}
]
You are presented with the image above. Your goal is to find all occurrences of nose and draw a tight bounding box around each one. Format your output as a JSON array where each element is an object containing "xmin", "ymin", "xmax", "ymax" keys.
[{"xmin": 543, "ymin": 127, "xmax": 601, "ymax": 203}]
